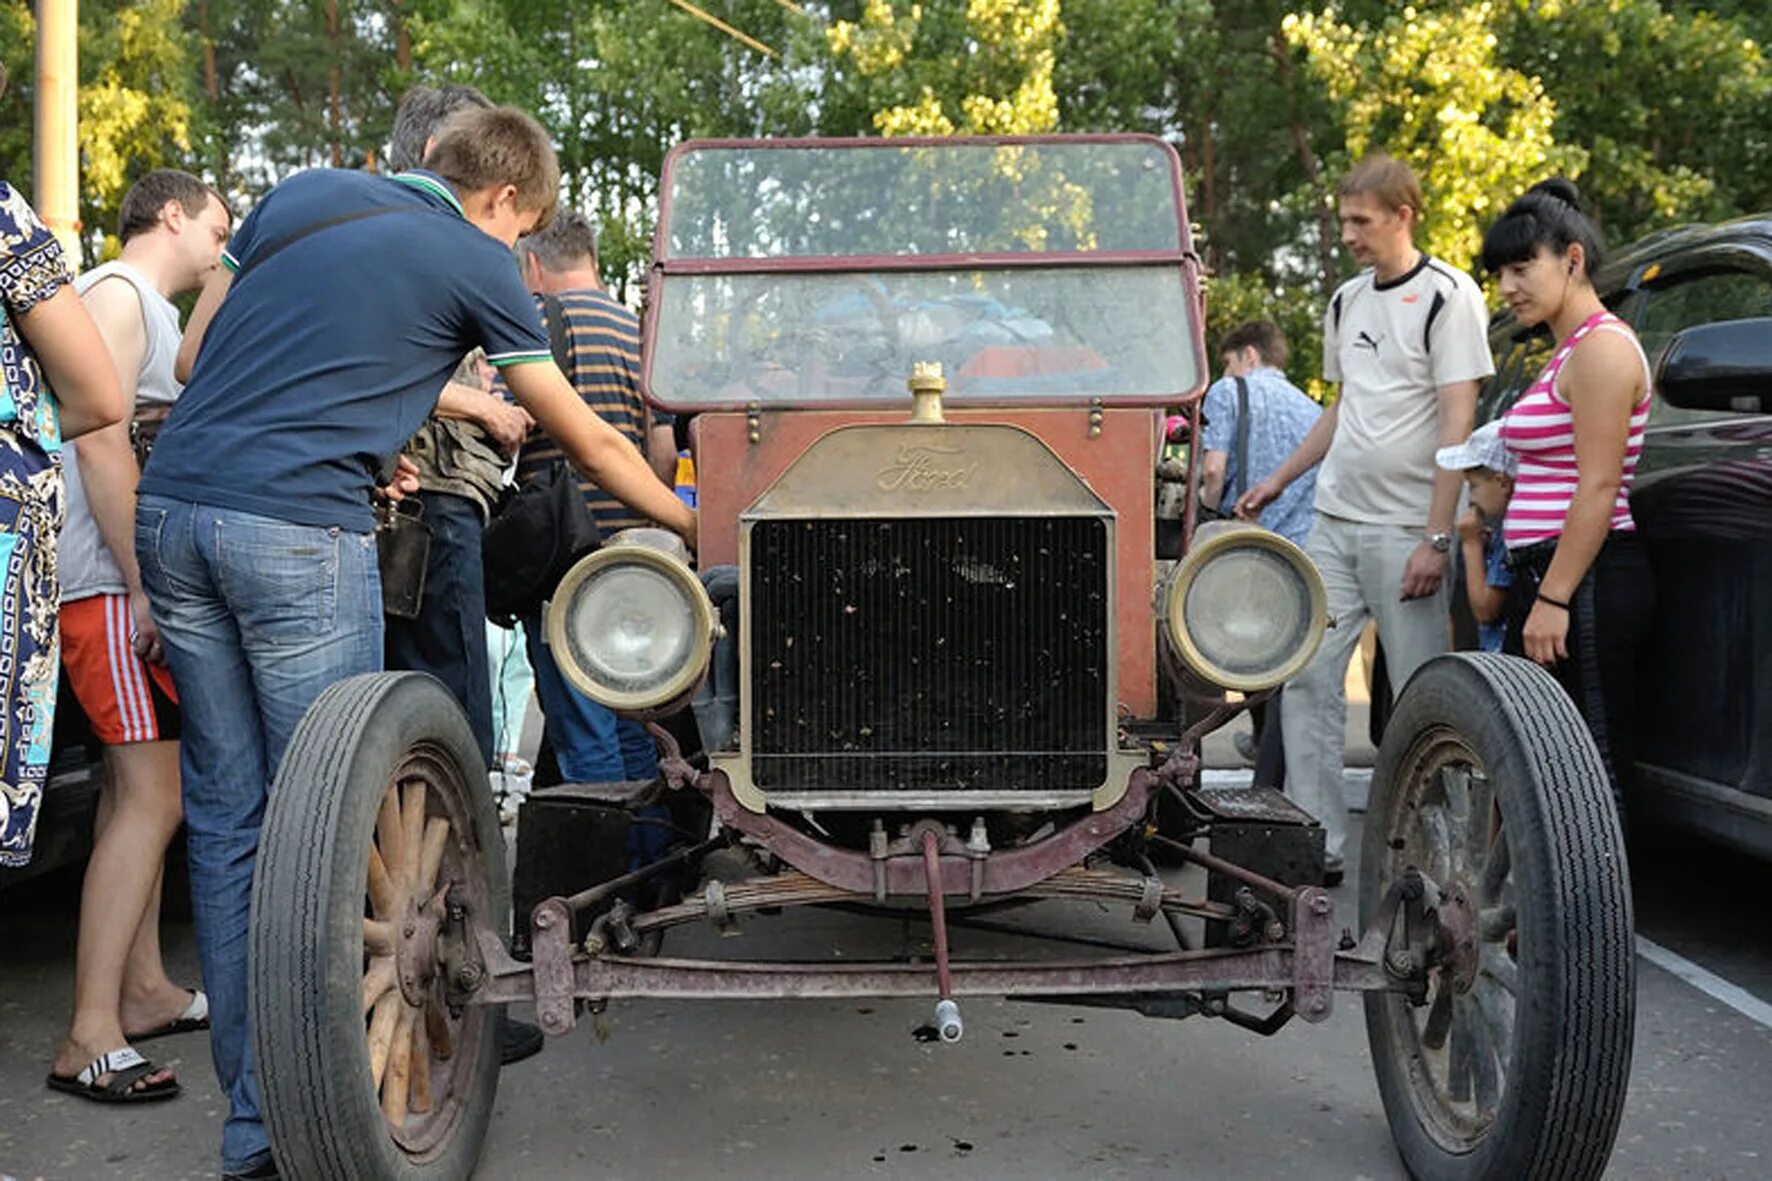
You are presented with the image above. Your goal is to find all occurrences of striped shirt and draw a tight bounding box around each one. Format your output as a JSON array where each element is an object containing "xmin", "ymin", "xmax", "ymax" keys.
[
  {"xmin": 1499, "ymin": 311, "xmax": 1651, "ymax": 549},
  {"xmin": 513, "ymin": 289, "xmax": 652, "ymax": 534}
]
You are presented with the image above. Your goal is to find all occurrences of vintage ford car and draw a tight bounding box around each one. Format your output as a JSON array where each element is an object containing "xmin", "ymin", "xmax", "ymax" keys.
[{"xmin": 249, "ymin": 137, "xmax": 1635, "ymax": 1181}]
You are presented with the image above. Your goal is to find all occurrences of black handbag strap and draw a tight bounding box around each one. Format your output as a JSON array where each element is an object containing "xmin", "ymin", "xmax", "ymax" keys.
[
  {"xmin": 540, "ymin": 293, "xmax": 574, "ymax": 374},
  {"xmin": 1227, "ymin": 376, "xmax": 1252, "ymax": 502},
  {"xmin": 232, "ymin": 205, "xmax": 415, "ymax": 285}
]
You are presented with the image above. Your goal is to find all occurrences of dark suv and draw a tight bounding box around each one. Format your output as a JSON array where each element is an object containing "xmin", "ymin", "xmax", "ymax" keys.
[{"xmin": 1480, "ymin": 214, "xmax": 1772, "ymax": 860}]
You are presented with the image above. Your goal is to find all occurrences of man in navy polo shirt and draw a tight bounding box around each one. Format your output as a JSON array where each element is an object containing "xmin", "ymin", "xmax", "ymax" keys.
[{"xmin": 138, "ymin": 105, "xmax": 693, "ymax": 1181}]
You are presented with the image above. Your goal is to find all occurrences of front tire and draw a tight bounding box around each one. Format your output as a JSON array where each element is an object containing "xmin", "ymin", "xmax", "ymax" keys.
[
  {"xmin": 251, "ymin": 673, "xmax": 507, "ymax": 1180},
  {"xmin": 1363, "ymin": 653, "xmax": 1633, "ymax": 1180}
]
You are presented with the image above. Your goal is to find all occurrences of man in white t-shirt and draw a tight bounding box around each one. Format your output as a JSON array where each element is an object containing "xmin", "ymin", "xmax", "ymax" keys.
[
  {"xmin": 49, "ymin": 171, "xmax": 231, "ymax": 1102},
  {"xmin": 1237, "ymin": 153, "xmax": 1492, "ymax": 884}
]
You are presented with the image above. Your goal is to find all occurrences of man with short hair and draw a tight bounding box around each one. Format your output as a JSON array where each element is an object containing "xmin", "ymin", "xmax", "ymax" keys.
[
  {"xmin": 1199, "ymin": 319, "xmax": 1321, "ymax": 786},
  {"xmin": 142, "ymin": 105, "xmax": 693, "ymax": 1180},
  {"xmin": 510, "ymin": 211, "xmax": 674, "ymax": 784},
  {"xmin": 1237, "ymin": 152, "xmax": 1491, "ymax": 885},
  {"xmin": 1199, "ymin": 320, "xmax": 1320, "ymax": 545},
  {"xmin": 48, "ymin": 169, "xmax": 231, "ymax": 1104},
  {"xmin": 382, "ymin": 84, "xmax": 535, "ymax": 771}
]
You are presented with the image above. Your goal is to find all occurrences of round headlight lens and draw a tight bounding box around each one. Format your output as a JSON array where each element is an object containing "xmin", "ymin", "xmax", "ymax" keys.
[
  {"xmin": 1164, "ymin": 524, "xmax": 1326, "ymax": 691},
  {"xmin": 546, "ymin": 544, "xmax": 715, "ymax": 714},
  {"xmin": 1183, "ymin": 547, "xmax": 1314, "ymax": 680},
  {"xmin": 559, "ymin": 565, "xmax": 696, "ymax": 695}
]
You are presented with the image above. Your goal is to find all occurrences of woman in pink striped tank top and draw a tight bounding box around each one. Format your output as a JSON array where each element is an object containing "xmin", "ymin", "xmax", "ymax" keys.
[{"xmin": 1482, "ymin": 179, "xmax": 1656, "ymax": 813}]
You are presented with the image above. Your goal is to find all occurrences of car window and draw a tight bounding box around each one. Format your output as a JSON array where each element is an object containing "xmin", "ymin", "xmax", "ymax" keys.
[
  {"xmin": 1635, "ymin": 268, "xmax": 1772, "ymax": 428},
  {"xmin": 1480, "ymin": 327, "xmax": 1553, "ymax": 421}
]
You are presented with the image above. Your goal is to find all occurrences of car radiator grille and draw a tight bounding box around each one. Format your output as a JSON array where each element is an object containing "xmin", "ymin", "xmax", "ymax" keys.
[{"xmin": 748, "ymin": 516, "xmax": 1110, "ymax": 795}]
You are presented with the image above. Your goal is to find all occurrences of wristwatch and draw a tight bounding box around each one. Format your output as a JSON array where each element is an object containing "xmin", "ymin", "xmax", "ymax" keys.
[{"xmin": 1425, "ymin": 531, "xmax": 1453, "ymax": 553}]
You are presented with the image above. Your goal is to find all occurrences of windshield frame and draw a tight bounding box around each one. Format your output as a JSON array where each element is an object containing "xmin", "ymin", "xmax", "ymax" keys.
[{"xmin": 642, "ymin": 133, "xmax": 1207, "ymax": 413}]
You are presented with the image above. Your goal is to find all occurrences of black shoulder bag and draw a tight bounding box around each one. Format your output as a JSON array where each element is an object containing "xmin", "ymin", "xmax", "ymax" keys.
[{"xmin": 480, "ymin": 294, "xmax": 602, "ymax": 626}]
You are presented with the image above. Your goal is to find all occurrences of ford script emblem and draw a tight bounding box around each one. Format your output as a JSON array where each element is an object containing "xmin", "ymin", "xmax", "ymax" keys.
[{"xmin": 876, "ymin": 443, "xmax": 977, "ymax": 491}]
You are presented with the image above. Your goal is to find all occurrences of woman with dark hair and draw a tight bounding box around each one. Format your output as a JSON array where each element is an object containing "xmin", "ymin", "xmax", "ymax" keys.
[{"xmin": 1482, "ymin": 178, "xmax": 1655, "ymax": 810}]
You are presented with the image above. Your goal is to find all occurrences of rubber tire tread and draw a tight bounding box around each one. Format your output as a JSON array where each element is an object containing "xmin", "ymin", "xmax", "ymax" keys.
[
  {"xmin": 250, "ymin": 672, "xmax": 507, "ymax": 1181},
  {"xmin": 1362, "ymin": 652, "xmax": 1634, "ymax": 1181}
]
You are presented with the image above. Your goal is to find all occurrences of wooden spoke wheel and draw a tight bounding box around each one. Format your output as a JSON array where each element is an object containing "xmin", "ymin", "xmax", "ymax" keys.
[
  {"xmin": 1362, "ymin": 654, "xmax": 1634, "ymax": 1181},
  {"xmin": 253, "ymin": 674, "xmax": 507, "ymax": 1181}
]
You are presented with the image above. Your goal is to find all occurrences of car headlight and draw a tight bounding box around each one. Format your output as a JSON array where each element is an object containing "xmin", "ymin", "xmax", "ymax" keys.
[
  {"xmin": 1162, "ymin": 520, "xmax": 1327, "ymax": 692},
  {"xmin": 545, "ymin": 531, "xmax": 716, "ymax": 716}
]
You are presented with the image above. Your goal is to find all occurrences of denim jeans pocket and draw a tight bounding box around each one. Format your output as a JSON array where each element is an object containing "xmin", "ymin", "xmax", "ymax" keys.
[
  {"xmin": 217, "ymin": 521, "xmax": 340, "ymax": 642},
  {"xmin": 134, "ymin": 503, "xmax": 190, "ymax": 600}
]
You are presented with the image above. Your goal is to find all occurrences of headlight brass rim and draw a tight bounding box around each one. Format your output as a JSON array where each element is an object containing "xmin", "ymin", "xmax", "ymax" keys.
[
  {"xmin": 1162, "ymin": 521, "xmax": 1328, "ymax": 693},
  {"xmin": 544, "ymin": 543, "xmax": 716, "ymax": 714}
]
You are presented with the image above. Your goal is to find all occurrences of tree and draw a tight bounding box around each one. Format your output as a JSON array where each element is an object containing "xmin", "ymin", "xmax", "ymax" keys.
[
  {"xmin": 0, "ymin": 0, "xmax": 198, "ymax": 261},
  {"xmin": 1284, "ymin": 2, "xmax": 1585, "ymax": 275},
  {"xmin": 410, "ymin": 0, "xmax": 817, "ymax": 294},
  {"xmin": 825, "ymin": 0, "xmax": 1064, "ymax": 135},
  {"xmin": 1495, "ymin": 0, "xmax": 1772, "ymax": 244}
]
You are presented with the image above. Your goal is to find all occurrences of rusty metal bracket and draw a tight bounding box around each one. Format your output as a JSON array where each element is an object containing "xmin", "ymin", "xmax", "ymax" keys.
[
  {"xmin": 394, "ymin": 889, "xmax": 445, "ymax": 1009},
  {"xmin": 439, "ymin": 883, "xmax": 488, "ymax": 1016},
  {"xmin": 1291, "ymin": 887, "xmax": 1336, "ymax": 1023},
  {"xmin": 531, "ymin": 897, "xmax": 577, "ymax": 1038},
  {"xmin": 703, "ymin": 766, "xmax": 1157, "ymax": 898}
]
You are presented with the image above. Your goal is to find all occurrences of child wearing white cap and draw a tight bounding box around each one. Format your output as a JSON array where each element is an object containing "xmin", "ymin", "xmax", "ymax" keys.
[{"xmin": 1436, "ymin": 420, "xmax": 1518, "ymax": 652}]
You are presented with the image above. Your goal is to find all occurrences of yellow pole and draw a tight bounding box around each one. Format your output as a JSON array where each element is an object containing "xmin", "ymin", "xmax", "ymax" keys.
[{"xmin": 34, "ymin": 0, "xmax": 81, "ymax": 267}]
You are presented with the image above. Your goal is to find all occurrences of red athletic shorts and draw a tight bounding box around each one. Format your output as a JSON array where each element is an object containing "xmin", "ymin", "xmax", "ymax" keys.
[{"xmin": 59, "ymin": 594, "xmax": 181, "ymax": 745}]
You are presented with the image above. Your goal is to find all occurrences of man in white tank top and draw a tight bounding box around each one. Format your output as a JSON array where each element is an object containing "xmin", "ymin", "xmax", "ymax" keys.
[
  {"xmin": 1235, "ymin": 154, "xmax": 1492, "ymax": 883},
  {"xmin": 49, "ymin": 172, "xmax": 232, "ymax": 1102}
]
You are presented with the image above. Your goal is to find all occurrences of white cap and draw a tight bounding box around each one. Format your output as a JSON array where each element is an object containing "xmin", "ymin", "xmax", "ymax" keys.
[{"xmin": 1435, "ymin": 420, "xmax": 1516, "ymax": 476}]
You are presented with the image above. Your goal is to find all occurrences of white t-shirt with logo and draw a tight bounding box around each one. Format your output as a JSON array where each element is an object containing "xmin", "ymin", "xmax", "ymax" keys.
[{"xmin": 1314, "ymin": 255, "xmax": 1494, "ymax": 527}]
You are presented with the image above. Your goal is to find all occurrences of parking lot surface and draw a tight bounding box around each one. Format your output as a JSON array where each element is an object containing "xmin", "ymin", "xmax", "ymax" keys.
[{"xmin": 2, "ymin": 806, "xmax": 1769, "ymax": 1180}]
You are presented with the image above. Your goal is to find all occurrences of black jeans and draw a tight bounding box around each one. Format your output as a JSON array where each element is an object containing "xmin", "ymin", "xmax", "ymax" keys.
[
  {"xmin": 1505, "ymin": 531, "xmax": 1655, "ymax": 810},
  {"xmin": 1249, "ymin": 692, "xmax": 1286, "ymax": 789},
  {"xmin": 385, "ymin": 490, "xmax": 495, "ymax": 767}
]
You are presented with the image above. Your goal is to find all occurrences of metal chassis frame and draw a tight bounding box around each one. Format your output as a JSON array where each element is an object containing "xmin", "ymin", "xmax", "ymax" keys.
[{"xmin": 460, "ymin": 716, "xmax": 1423, "ymax": 1035}]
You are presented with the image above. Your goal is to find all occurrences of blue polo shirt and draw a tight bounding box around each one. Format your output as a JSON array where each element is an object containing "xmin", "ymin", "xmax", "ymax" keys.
[{"xmin": 140, "ymin": 169, "xmax": 551, "ymax": 532}]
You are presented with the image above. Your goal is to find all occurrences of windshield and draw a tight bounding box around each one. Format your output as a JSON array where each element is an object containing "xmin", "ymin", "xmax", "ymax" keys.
[
  {"xmin": 663, "ymin": 140, "xmax": 1182, "ymax": 258},
  {"xmin": 647, "ymin": 138, "xmax": 1202, "ymax": 409}
]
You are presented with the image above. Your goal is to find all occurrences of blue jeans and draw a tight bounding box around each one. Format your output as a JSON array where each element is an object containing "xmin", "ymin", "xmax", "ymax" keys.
[
  {"xmin": 523, "ymin": 613, "xmax": 657, "ymax": 782},
  {"xmin": 384, "ymin": 490, "xmax": 494, "ymax": 767},
  {"xmin": 136, "ymin": 496, "xmax": 382, "ymax": 1174},
  {"xmin": 690, "ymin": 565, "xmax": 739, "ymax": 754}
]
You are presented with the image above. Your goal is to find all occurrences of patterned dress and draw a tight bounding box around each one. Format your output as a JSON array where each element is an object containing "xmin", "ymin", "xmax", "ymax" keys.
[{"xmin": 0, "ymin": 182, "xmax": 70, "ymax": 868}]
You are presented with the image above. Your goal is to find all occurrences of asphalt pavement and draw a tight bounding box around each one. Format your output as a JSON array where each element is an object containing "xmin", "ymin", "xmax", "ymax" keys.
[{"xmin": 3, "ymin": 798, "xmax": 1770, "ymax": 1181}]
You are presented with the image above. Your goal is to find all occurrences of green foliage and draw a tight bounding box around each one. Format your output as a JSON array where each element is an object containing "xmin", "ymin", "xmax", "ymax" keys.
[
  {"xmin": 413, "ymin": 0, "xmax": 817, "ymax": 294},
  {"xmin": 826, "ymin": 0, "xmax": 1063, "ymax": 135},
  {"xmin": 1285, "ymin": 2, "xmax": 1586, "ymax": 274},
  {"xmin": 1204, "ymin": 269, "xmax": 1329, "ymax": 401},
  {"xmin": 1, "ymin": 0, "xmax": 198, "ymax": 261},
  {"xmin": 0, "ymin": 5, "xmax": 36, "ymax": 192},
  {"xmin": 1494, "ymin": 0, "xmax": 1772, "ymax": 244},
  {"xmin": 6, "ymin": 0, "xmax": 1772, "ymax": 332}
]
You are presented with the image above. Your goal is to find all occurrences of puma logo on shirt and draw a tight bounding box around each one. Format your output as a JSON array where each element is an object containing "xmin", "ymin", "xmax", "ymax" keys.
[{"xmin": 1354, "ymin": 330, "xmax": 1384, "ymax": 354}]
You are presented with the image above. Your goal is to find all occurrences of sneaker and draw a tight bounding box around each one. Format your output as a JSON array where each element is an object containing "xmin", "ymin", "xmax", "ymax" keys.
[{"xmin": 499, "ymin": 1015, "xmax": 545, "ymax": 1065}]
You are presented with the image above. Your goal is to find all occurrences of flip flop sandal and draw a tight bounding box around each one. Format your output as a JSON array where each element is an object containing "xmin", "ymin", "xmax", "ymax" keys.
[
  {"xmin": 47, "ymin": 1047, "xmax": 181, "ymax": 1104},
  {"xmin": 131, "ymin": 989, "xmax": 210, "ymax": 1041}
]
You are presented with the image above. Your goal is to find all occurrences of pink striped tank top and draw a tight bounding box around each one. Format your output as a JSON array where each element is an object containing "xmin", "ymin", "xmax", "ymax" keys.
[{"xmin": 1500, "ymin": 310, "xmax": 1651, "ymax": 549}]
